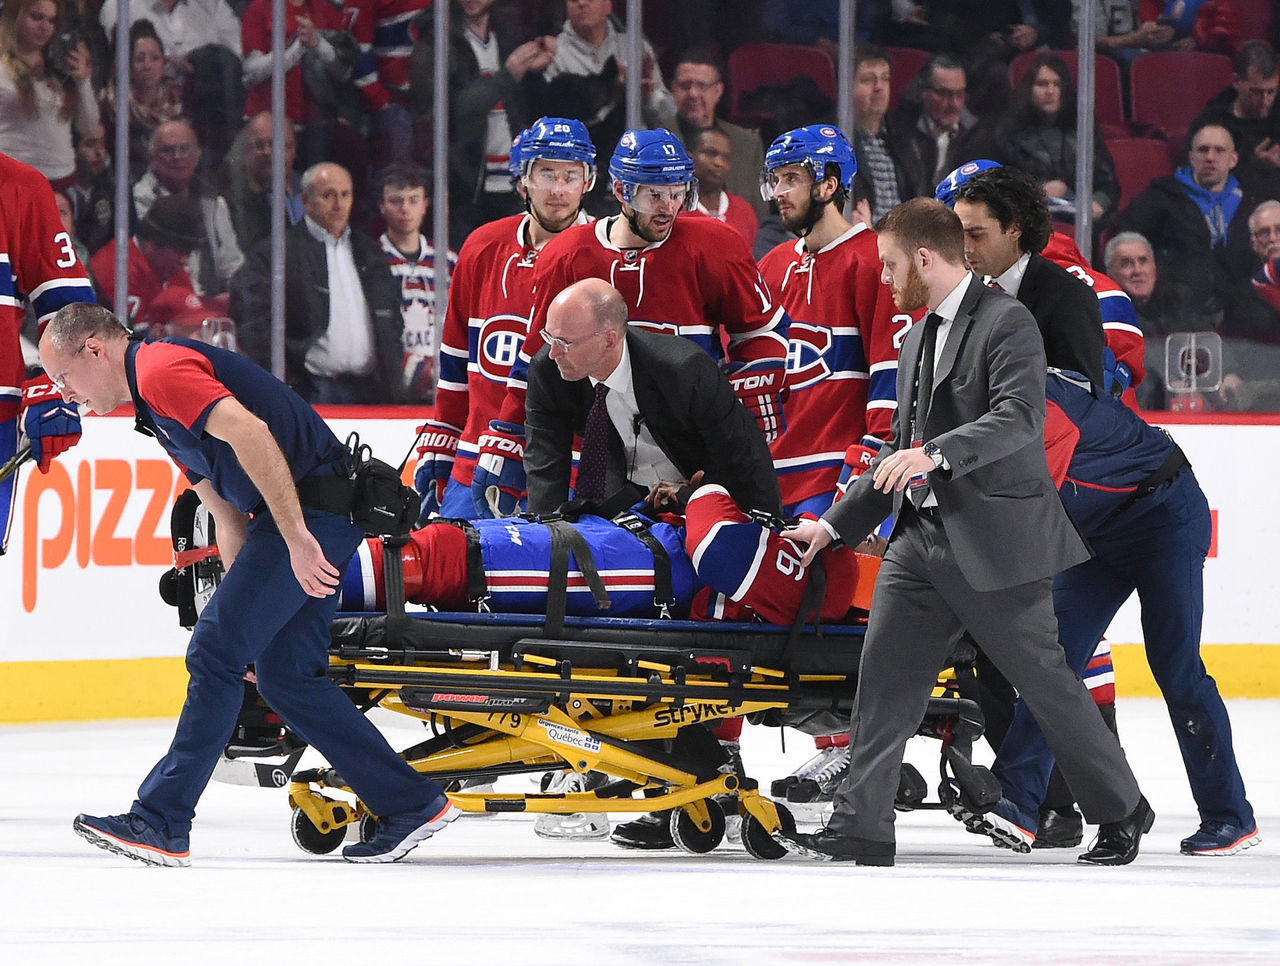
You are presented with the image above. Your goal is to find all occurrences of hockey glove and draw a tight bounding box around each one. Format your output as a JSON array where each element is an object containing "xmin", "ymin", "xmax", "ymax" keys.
[
  {"xmin": 412, "ymin": 420, "xmax": 461, "ymax": 520},
  {"xmin": 835, "ymin": 438, "xmax": 883, "ymax": 498},
  {"xmin": 20, "ymin": 374, "xmax": 82, "ymax": 472},
  {"xmin": 471, "ymin": 419, "xmax": 526, "ymax": 518},
  {"xmin": 725, "ymin": 359, "xmax": 787, "ymax": 444},
  {"xmin": 1102, "ymin": 347, "xmax": 1132, "ymax": 397}
]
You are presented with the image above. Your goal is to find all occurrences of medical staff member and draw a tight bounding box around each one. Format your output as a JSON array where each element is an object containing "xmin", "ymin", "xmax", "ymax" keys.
[{"xmin": 42, "ymin": 302, "xmax": 455, "ymax": 866}]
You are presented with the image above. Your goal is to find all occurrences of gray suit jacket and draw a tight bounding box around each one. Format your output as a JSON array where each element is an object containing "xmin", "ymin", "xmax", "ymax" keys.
[{"xmin": 825, "ymin": 274, "xmax": 1089, "ymax": 591}]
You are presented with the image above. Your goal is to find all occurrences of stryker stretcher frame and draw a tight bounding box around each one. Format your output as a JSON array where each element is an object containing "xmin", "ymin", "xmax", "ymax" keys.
[{"xmin": 287, "ymin": 609, "xmax": 996, "ymax": 860}]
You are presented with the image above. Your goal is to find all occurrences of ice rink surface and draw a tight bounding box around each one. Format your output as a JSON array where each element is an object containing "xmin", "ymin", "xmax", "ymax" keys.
[{"xmin": 3, "ymin": 698, "xmax": 1276, "ymax": 965}]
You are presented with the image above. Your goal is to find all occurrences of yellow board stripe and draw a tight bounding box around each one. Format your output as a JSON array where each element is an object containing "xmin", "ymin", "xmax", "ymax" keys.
[{"xmin": 2, "ymin": 644, "xmax": 1278, "ymax": 723}]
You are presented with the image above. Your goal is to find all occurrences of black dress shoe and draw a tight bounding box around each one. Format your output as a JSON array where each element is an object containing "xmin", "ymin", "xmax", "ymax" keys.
[
  {"xmin": 1033, "ymin": 806, "xmax": 1084, "ymax": 849},
  {"xmin": 775, "ymin": 827, "xmax": 895, "ymax": 866},
  {"xmin": 610, "ymin": 811, "xmax": 675, "ymax": 850},
  {"xmin": 1078, "ymin": 795, "xmax": 1155, "ymax": 866}
]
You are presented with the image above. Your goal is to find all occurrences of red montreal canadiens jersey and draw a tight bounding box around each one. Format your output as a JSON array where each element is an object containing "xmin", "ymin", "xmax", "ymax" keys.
[
  {"xmin": 497, "ymin": 214, "xmax": 789, "ymax": 426},
  {"xmin": 759, "ymin": 225, "xmax": 905, "ymax": 506},
  {"xmin": 1042, "ymin": 230, "xmax": 1145, "ymax": 394},
  {"xmin": 345, "ymin": 0, "xmax": 425, "ymax": 110},
  {"xmin": 436, "ymin": 213, "xmax": 589, "ymax": 487}
]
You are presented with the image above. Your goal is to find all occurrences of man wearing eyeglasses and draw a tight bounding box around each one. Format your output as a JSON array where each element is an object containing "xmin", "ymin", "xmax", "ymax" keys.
[
  {"xmin": 647, "ymin": 49, "xmax": 769, "ymax": 221},
  {"xmin": 133, "ymin": 120, "xmax": 244, "ymax": 302},
  {"xmin": 45, "ymin": 301, "xmax": 457, "ymax": 866},
  {"xmin": 524, "ymin": 277, "xmax": 780, "ymax": 518},
  {"xmin": 890, "ymin": 55, "xmax": 998, "ymax": 199}
]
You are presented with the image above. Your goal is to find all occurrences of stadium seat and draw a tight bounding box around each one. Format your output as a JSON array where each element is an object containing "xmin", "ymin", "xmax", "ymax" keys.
[
  {"xmin": 727, "ymin": 43, "xmax": 837, "ymax": 126},
  {"xmin": 1008, "ymin": 50, "xmax": 1128, "ymax": 139},
  {"xmin": 1232, "ymin": 0, "xmax": 1273, "ymax": 42},
  {"xmin": 1106, "ymin": 137, "xmax": 1174, "ymax": 216},
  {"xmin": 1129, "ymin": 51, "xmax": 1234, "ymax": 145},
  {"xmin": 883, "ymin": 46, "xmax": 931, "ymax": 110}
]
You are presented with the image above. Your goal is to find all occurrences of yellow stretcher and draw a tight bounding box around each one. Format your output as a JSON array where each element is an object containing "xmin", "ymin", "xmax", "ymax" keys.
[{"xmin": 283, "ymin": 611, "xmax": 997, "ymax": 859}]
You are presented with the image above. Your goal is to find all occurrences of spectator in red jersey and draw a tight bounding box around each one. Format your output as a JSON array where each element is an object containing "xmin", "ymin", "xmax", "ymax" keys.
[
  {"xmin": 689, "ymin": 128, "xmax": 757, "ymax": 249},
  {"xmin": 90, "ymin": 193, "xmax": 205, "ymax": 332}
]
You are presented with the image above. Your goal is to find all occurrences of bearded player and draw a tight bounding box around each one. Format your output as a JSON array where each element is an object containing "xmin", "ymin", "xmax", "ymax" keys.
[{"xmin": 471, "ymin": 129, "xmax": 790, "ymax": 518}]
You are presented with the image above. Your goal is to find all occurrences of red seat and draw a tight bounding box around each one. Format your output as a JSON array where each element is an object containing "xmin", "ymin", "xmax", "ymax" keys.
[
  {"xmin": 882, "ymin": 46, "xmax": 931, "ymax": 111},
  {"xmin": 1129, "ymin": 50, "xmax": 1235, "ymax": 145},
  {"xmin": 727, "ymin": 43, "xmax": 836, "ymax": 125},
  {"xmin": 1233, "ymin": 0, "xmax": 1274, "ymax": 42},
  {"xmin": 1008, "ymin": 50, "xmax": 1129, "ymax": 139},
  {"xmin": 1106, "ymin": 137, "xmax": 1174, "ymax": 215}
]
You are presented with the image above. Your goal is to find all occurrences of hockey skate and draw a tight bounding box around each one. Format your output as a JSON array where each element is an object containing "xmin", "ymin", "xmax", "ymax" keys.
[
  {"xmin": 533, "ymin": 770, "xmax": 611, "ymax": 840},
  {"xmin": 770, "ymin": 742, "xmax": 850, "ymax": 823}
]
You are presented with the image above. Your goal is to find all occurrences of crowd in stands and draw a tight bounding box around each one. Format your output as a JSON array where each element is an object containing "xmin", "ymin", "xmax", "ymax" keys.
[{"xmin": 4, "ymin": 0, "xmax": 1280, "ymax": 410}]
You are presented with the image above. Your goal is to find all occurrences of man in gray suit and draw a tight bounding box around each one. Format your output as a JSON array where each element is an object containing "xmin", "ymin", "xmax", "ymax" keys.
[{"xmin": 777, "ymin": 198, "xmax": 1153, "ymax": 867}]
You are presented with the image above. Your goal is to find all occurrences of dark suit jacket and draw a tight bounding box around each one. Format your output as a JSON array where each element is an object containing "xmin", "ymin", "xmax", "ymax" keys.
[
  {"xmin": 230, "ymin": 221, "xmax": 405, "ymax": 402},
  {"xmin": 826, "ymin": 275, "xmax": 1090, "ymax": 592},
  {"xmin": 1017, "ymin": 253, "xmax": 1106, "ymax": 391},
  {"xmin": 525, "ymin": 328, "xmax": 782, "ymax": 516},
  {"xmin": 889, "ymin": 106, "xmax": 1000, "ymax": 200}
]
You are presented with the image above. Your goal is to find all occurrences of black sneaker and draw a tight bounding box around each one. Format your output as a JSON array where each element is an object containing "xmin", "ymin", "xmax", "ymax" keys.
[
  {"xmin": 74, "ymin": 812, "xmax": 191, "ymax": 867},
  {"xmin": 773, "ymin": 826, "xmax": 895, "ymax": 866},
  {"xmin": 610, "ymin": 810, "xmax": 675, "ymax": 850}
]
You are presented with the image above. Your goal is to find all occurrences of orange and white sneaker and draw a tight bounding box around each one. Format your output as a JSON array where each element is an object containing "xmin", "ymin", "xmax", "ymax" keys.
[
  {"xmin": 1180, "ymin": 821, "xmax": 1260, "ymax": 856},
  {"xmin": 74, "ymin": 812, "xmax": 192, "ymax": 868}
]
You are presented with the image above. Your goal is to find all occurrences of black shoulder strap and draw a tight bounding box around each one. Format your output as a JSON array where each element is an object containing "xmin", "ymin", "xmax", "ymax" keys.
[
  {"xmin": 123, "ymin": 339, "xmax": 157, "ymax": 439},
  {"xmin": 612, "ymin": 510, "xmax": 675, "ymax": 616}
]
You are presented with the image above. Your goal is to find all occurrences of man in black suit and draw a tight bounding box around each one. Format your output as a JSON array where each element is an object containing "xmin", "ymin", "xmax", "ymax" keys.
[
  {"xmin": 777, "ymin": 198, "xmax": 1152, "ymax": 867},
  {"xmin": 524, "ymin": 278, "xmax": 781, "ymax": 518},
  {"xmin": 953, "ymin": 166, "xmax": 1106, "ymax": 391},
  {"xmin": 231, "ymin": 163, "xmax": 405, "ymax": 404}
]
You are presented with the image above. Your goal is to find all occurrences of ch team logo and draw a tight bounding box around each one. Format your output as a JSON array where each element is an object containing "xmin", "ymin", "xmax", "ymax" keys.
[
  {"xmin": 475, "ymin": 314, "xmax": 529, "ymax": 382},
  {"xmin": 960, "ymin": 161, "xmax": 982, "ymax": 176},
  {"xmin": 785, "ymin": 321, "xmax": 833, "ymax": 390}
]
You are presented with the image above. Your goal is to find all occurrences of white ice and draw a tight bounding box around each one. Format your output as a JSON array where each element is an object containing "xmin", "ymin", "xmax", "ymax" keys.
[{"xmin": 3, "ymin": 698, "xmax": 1277, "ymax": 965}]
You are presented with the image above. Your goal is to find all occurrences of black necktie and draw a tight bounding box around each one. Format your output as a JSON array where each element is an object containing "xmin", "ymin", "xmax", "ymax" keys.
[
  {"xmin": 576, "ymin": 382, "xmax": 611, "ymax": 503},
  {"xmin": 912, "ymin": 312, "xmax": 941, "ymax": 441},
  {"xmin": 909, "ymin": 313, "xmax": 941, "ymax": 508}
]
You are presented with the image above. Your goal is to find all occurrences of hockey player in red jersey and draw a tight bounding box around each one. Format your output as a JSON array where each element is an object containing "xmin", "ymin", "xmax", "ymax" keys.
[
  {"xmin": 936, "ymin": 160, "xmax": 1145, "ymax": 403},
  {"xmin": 415, "ymin": 117, "xmax": 596, "ymax": 520},
  {"xmin": 758, "ymin": 125, "xmax": 908, "ymax": 517},
  {"xmin": 1, "ymin": 152, "xmax": 97, "ymax": 553},
  {"xmin": 472, "ymin": 128, "xmax": 790, "ymax": 517}
]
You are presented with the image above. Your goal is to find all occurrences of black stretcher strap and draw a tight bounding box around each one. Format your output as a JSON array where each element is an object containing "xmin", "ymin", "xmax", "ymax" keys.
[
  {"xmin": 612, "ymin": 511, "xmax": 675, "ymax": 614},
  {"xmin": 544, "ymin": 520, "xmax": 610, "ymax": 636},
  {"xmin": 382, "ymin": 537, "xmax": 409, "ymax": 647},
  {"xmin": 782, "ymin": 555, "xmax": 827, "ymax": 664}
]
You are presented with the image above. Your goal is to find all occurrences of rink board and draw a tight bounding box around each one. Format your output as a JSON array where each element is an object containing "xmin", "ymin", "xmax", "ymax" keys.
[{"xmin": 1, "ymin": 410, "xmax": 1278, "ymax": 721}]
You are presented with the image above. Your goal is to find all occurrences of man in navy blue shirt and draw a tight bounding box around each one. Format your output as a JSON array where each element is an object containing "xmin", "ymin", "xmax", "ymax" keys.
[{"xmin": 41, "ymin": 302, "xmax": 456, "ymax": 866}]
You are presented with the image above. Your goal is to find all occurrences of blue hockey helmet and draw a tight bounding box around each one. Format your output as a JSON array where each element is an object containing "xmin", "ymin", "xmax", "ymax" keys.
[
  {"xmin": 760, "ymin": 124, "xmax": 856, "ymax": 201},
  {"xmin": 508, "ymin": 126, "xmax": 530, "ymax": 181},
  {"xmin": 608, "ymin": 128, "xmax": 698, "ymax": 210},
  {"xmin": 519, "ymin": 116, "xmax": 597, "ymax": 187},
  {"xmin": 935, "ymin": 159, "xmax": 1003, "ymax": 208}
]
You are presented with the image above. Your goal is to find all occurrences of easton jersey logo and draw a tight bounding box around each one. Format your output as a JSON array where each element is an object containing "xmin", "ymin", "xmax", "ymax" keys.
[
  {"xmin": 475, "ymin": 313, "xmax": 529, "ymax": 382},
  {"xmin": 785, "ymin": 321, "xmax": 834, "ymax": 390}
]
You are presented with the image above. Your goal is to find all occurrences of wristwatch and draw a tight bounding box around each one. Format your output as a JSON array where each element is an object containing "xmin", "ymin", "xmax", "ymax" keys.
[{"xmin": 922, "ymin": 441, "xmax": 944, "ymax": 469}]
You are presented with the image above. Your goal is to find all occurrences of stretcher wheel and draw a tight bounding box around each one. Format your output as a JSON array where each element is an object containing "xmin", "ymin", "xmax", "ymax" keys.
[
  {"xmin": 670, "ymin": 798, "xmax": 725, "ymax": 855},
  {"xmin": 291, "ymin": 806, "xmax": 347, "ymax": 855},
  {"xmin": 741, "ymin": 802, "xmax": 796, "ymax": 861}
]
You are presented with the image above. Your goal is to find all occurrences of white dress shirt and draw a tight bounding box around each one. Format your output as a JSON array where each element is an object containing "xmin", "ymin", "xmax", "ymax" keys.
[
  {"xmin": 591, "ymin": 338, "xmax": 681, "ymax": 489},
  {"xmin": 301, "ymin": 217, "xmax": 376, "ymax": 379}
]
